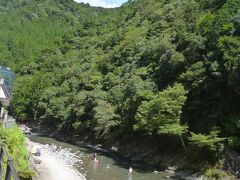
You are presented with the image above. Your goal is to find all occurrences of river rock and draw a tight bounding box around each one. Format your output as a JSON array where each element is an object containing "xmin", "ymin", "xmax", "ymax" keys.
[
  {"xmin": 168, "ymin": 166, "xmax": 176, "ymax": 171},
  {"xmin": 34, "ymin": 158, "xmax": 41, "ymax": 164},
  {"xmin": 111, "ymin": 146, "xmax": 118, "ymax": 152}
]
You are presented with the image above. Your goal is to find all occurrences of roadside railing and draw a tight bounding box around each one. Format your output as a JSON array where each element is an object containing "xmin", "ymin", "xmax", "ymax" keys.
[
  {"xmin": 4, "ymin": 116, "xmax": 16, "ymax": 129},
  {"xmin": 0, "ymin": 145, "xmax": 19, "ymax": 180},
  {"xmin": 0, "ymin": 115, "xmax": 16, "ymax": 129}
]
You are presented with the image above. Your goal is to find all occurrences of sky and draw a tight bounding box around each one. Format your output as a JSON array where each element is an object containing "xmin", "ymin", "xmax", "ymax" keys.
[{"xmin": 74, "ymin": 0, "xmax": 128, "ymax": 8}]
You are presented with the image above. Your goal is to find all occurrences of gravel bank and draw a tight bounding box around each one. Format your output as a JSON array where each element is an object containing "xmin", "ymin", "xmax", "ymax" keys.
[{"xmin": 26, "ymin": 139, "xmax": 86, "ymax": 180}]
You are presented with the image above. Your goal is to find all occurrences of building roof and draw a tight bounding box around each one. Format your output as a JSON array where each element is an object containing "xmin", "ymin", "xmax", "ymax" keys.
[{"xmin": 0, "ymin": 67, "xmax": 15, "ymax": 95}]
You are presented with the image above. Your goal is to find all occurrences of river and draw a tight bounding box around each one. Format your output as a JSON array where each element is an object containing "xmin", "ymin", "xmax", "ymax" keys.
[{"xmin": 29, "ymin": 134, "xmax": 179, "ymax": 180}]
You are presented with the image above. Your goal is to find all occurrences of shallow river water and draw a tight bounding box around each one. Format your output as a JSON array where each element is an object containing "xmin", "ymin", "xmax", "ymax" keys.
[{"xmin": 29, "ymin": 135, "xmax": 179, "ymax": 180}]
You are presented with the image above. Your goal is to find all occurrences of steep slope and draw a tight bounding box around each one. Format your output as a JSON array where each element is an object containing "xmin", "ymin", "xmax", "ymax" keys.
[{"xmin": 0, "ymin": 0, "xmax": 103, "ymax": 71}]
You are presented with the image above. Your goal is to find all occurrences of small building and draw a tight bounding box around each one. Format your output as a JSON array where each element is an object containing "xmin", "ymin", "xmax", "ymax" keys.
[
  {"xmin": 0, "ymin": 77, "xmax": 16, "ymax": 128},
  {"xmin": 0, "ymin": 67, "xmax": 15, "ymax": 125},
  {"xmin": 0, "ymin": 66, "xmax": 15, "ymax": 96},
  {"xmin": 0, "ymin": 77, "xmax": 10, "ymax": 106}
]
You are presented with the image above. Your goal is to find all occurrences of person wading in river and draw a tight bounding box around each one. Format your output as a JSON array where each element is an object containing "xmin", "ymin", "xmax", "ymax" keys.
[
  {"xmin": 91, "ymin": 153, "xmax": 99, "ymax": 163},
  {"xmin": 128, "ymin": 166, "xmax": 133, "ymax": 175}
]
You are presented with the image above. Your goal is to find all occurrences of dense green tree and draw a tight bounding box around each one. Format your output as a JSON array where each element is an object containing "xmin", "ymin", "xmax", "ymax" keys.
[
  {"xmin": 189, "ymin": 130, "xmax": 225, "ymax": 162},
  {"xmin": 134, "ymin": 84, "xmax": 187, "ymax": 135},
  {"xmin": 94, "ymin": 100, "xmax": 120, "ymax": 139},
  {"xmin": 134, "ymin": 84, "xmax": 188, "ymax": 149}
]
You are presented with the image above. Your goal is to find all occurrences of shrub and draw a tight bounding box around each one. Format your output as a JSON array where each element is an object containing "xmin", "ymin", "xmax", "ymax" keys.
[{"xmin": 0, "ymin": 126, "xmax": 35, "ymax": 179}]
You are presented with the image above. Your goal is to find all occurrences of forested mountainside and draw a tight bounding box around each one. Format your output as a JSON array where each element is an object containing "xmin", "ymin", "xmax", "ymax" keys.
[
  {"xmin": 2, "ymin": 0, "xmax": 240, "ymax": 177},
  {"xmin": 0, "ymin": 0, "xmax": 107, "ymax": 70}
]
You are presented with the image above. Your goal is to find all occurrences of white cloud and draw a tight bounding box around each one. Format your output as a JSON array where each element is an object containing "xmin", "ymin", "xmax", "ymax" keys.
[{"xmin": 74, "ymin": 0, "xmax": 120, "ymax": 8}]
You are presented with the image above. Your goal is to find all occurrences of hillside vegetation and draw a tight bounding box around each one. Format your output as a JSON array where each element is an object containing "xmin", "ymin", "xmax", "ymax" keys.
[{"xmin": 1, "ymin": 0, "xmax": 240, "ymax": 177}]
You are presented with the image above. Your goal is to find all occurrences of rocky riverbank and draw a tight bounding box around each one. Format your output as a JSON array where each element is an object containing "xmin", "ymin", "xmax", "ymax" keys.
[{"xmin": 26, "ymin": 138, "xmax": 86, "ymax": 180}]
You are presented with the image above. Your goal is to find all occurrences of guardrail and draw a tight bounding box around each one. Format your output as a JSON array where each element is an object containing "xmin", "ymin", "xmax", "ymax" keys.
[
  {"xmin": 4, "ymin": 116, "xmax": 16, "ymax": 129},
  {"xmin": 0, "ymin": 145, "xmax": 20, "ymax": 180},
  {"xmin": 0, "ymin": 115, "xmax": 16, "ymax": 129}
]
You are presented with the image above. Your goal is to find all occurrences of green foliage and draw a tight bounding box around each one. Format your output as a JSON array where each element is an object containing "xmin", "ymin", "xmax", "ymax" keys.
[
  {"xmin": 203, "ymin": 166, "xmax": 227, "ymax": 180},
  {"xmin": 228, "ymin": 136, "xmax": 240, "ymax": 150},
  {"xmin": 189, "ymin": 130, "xmax": 225, "ymax": 151},
  {"xmin": 0, "ymin": 0, "xmax": 98, "ymax": 71},
  {"xmin": 134, "ymin": 84, "xmax": 188, "ymax": 136},
  {"xmin": 94, "ymin": 100, "xmax": 120, "ymax": 139},
  {"xmin": 189, "ymin": 130, "xmax": 225, "ymax": 163},
  {"xmin": 0, "ymin": 126, "xmax": 34, "ymax": 179}
]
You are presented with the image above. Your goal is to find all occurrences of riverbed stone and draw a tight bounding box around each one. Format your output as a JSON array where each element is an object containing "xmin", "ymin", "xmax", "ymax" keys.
[{"xmin": 111, "ymin": 146, "xmax": 118, "ymax": 152}]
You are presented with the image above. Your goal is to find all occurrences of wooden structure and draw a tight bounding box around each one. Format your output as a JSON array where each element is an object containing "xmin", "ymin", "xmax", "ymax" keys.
[{"xmin": 0, "ymin": 145, "xmax": 20, "ymax": 180}]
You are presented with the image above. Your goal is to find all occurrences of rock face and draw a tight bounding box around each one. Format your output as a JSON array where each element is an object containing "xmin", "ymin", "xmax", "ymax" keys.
[
  {"xmin": 115, "ymin": 137, "xmax": 185, "ymax": 170},
  {"xmin": 224, "ymin": 144, "xmax": 240, "ymax": 178}
]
